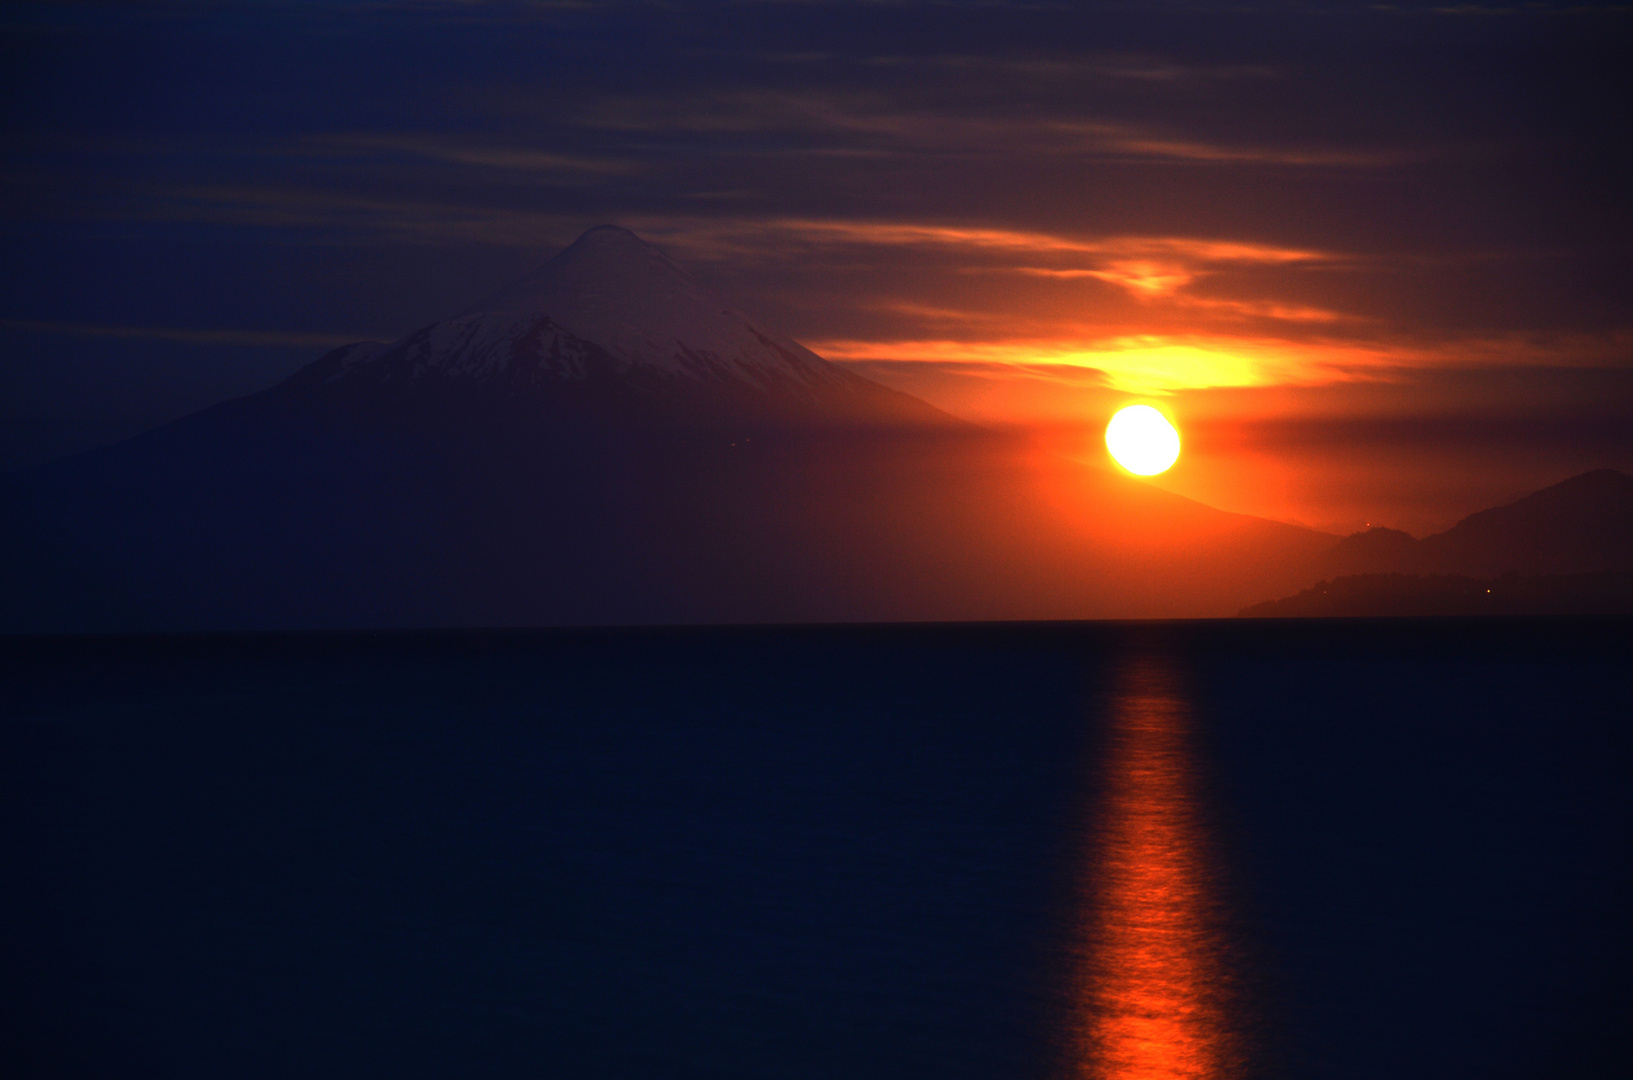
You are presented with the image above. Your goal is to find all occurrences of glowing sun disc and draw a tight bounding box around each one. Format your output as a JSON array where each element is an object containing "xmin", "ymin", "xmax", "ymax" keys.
[{"xmin": 1106, "ymin": 405, "xmax": 1181, "ymax": 475}]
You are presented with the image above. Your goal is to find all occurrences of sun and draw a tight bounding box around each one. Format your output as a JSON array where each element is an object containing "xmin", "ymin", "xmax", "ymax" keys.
[{"xmin": 1105, "ymin": 405, "xmax": 1181, "ymax": 476}]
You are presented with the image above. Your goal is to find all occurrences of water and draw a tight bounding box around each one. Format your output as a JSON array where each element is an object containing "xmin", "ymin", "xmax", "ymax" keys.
[
  {"xmin": 3, "ymin": 620, "xmax": 1629, "ymax": 1078},
  {"xmin": 1068, "ymin": 654, "xmax": 1241, "ymax": 1080}
]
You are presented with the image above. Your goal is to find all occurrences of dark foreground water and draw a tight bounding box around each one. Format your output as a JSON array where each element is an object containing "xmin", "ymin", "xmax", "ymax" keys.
[{"xmin": 3, "ymin": 619, "xmax": 1630, "ymax": 1079}]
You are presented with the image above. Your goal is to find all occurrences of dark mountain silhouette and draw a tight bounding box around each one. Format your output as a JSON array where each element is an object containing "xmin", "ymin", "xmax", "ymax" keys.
[
  {"xmin": 1244, "ymin": 470, "xmax": 1633, "ymax": 617},
  {"xmin": 1317, "ymin": 469, "xmax": 1633, "ymax": 579},
  {"xmin": 1, "ymin": 226, "xmax": 1335, "ymax": 632},
  {"xmin": 1238, "ymin": 571, "xmax": 1633, "ymax": 618},
  {"xmin": 1317, "ymin": 526, "xmax": 1421, "ymax": 576}
]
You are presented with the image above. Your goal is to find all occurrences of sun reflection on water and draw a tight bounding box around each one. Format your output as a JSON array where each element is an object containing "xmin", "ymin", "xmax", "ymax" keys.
[{"xmin": 1070, "ymin": 654, "xmax": 1240, "ymax": 1080}]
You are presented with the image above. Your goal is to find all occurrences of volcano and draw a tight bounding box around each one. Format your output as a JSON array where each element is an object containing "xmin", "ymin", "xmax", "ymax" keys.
[
  {"xmin": 0, "ymin": 227, "xmax": 1333, "ymax": 631},
  {"xmin": 286, "ymin": 226, "xmax": 952, "ymax": 428}
]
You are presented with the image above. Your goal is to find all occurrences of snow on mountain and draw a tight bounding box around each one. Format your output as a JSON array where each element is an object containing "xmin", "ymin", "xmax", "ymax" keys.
[{"xmin": 293, "ymin": 226, "xmax": 860, "ymax": 399}]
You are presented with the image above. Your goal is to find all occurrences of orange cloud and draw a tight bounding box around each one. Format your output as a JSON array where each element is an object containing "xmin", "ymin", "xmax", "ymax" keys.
[
  {"xmin": 1089, "ymin": 132, "xmax": 1400, "ymax": 167},
  {"xmin": 1083, "ymin": 261, "xmax": 1194, "ymax": 297},
  {"xmin": 662, "ymin": 218, "xmax": 1333, "ymax": 301},
  {"xmin": 809, "ymin": 335, "xmax": 1346, "ymax": 394},
  {"xmin": 738, "ymin": 219, "xmax": 1328, "ymax": 266},
  {"xmin": 816, "ymin": 329, "xmax": 1633, "ymax": 403},
  {"xmin": 1175, "ymin": 297, "xmax": 1350, "ymax": 323}
]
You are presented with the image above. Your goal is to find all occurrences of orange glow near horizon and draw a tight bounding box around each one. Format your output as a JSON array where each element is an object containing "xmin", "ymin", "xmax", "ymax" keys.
[
  {"xmin": 1070, "ymin": 655, "xmax": 1239, "ymax": 1080},
  {"xmin": 662, "ymin": 215, "xmax": 1633, "ymax": 533}
]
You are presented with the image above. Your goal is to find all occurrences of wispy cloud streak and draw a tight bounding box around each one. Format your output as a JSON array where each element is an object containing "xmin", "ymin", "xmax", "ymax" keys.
[{"xmin": 2, "ymin": 320, "xmax": 370, "ymax": 348}]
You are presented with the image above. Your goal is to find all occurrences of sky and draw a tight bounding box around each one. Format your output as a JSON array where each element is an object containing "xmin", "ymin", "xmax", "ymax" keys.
[{"xmin": 3, "ymin": 0, "xmax": 1631, "ymax": 534}]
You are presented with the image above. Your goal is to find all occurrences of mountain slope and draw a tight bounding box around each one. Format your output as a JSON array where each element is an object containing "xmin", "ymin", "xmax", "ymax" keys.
[
  {"xmin": 1422, "ymin": 469, "xmax": 1633, "ymax": 575},
  {"xmin": 1240, "ymin": 571, "xmax": 1633, "ymax": 618},
  {"xmin": 1244, "ymin": 470, "xmax": 1633, "ymax": 617},
  {"xmin": 452, "ymin": 224, "xmax": 849, "ymax": 392},
  {"xmin": 1316, "ymin": 469, "xmax": 1633, "ymax": 579}
]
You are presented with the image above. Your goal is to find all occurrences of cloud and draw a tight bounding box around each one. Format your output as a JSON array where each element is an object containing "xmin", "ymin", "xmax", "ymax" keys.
[
  {"xmin": 559, "ymin": 85, "xmax": 1407, "ymax": 168},
  {"xmin": 805, "ymin": 330, "xmax": 1633, "ymax": 396},
  {"xmin": 652, "ymin": 217, "xmax": 1331, "ymax": 277},
  {"xmin": 145, "ymin": 185, "xmax": 583, "ymax": 248},
  {"xmin": 298, "ymin": 134, "xmax": 641, "ymax": 176},
  {"xmin": 1174, "ymin": 297, "xmax": 1350, "ymax": 323},
  {"xmin": 129, "ymin": 189, "xmax": 1335, "ymax": 292},
  {"xmin": 659, "ymin": 219, "xmax": 1334, "ymax": 301},
  {"xmin": 807, "ymin": 335, "xmax": 1302, "ymax": 393},
  {"xmin": 1074, "ymin": 129, "xmax": 1401, "ymax": 168},
  {"xmin": 1008, "ymin": 261, "xmax": 1195, "ymax": 297},
  {"xmin": 1, "ymin": 319, "xmax": 370, "ymax": 348}
]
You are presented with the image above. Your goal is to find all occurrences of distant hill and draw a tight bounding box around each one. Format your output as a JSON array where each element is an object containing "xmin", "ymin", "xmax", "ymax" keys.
[
  {"xmin": 1316, "ymin": 469, "xmax": 1633, "ymax": 579},
  {"xmin": 1238, "ymin": 571, "xmax": 1633, "ymax": 618},
  {"xmin": 1246, "ymin": 471, "xmax": 1633, "ymax": 617},
  {"xmin": 0, "ymin": 226, "xmax": 1333, "ymax": 631}
]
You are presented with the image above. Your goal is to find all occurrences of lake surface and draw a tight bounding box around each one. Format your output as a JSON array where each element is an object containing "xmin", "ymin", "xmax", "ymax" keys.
[{"xmin": 3, "ymin": 619, "xmax": 1630, "ymax": 1078}]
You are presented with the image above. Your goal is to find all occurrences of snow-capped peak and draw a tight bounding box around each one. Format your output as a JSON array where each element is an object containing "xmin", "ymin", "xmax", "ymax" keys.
[
  {"xmin": 451, "ymin": 225, "xmax": 843, "ymax": 390},
  {"xmin": 298, "ymin": 225, "xmax": 858, "ymax": 398}
]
